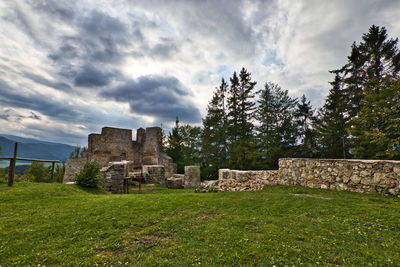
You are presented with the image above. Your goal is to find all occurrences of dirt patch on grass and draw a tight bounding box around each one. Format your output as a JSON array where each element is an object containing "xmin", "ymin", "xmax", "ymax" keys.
[
  {"xmin": 136, "ymin": 234, "xmax": 175, "ymax": 249},
  {"xmin": 291, "ymin": 193, "xmax": 332, "ymax": 200}
]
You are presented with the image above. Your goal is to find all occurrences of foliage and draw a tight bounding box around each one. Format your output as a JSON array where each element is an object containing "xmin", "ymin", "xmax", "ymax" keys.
[
  {"xmin": 316, "ymin": 74, "xmax": 351, "ymax": 158},
  {"xmin": 256, "ymin": 82, "xmax": 297, "ymax": 169},
  {"xmin": 226, "ymin": 68, "xmax": 258, "ymax": 170},
  {"xmin": 201, "ymin": 79, "xmax": 228, "ymax": 179},
  {"xmin": 1, "ymin": 183, "xmax": 400, "ymax": 265},
  {"xmin": 75, "ymin": 161, "xmax": 101, "ymax": 188},
  {"xmin": 331, "ymin": 25, "xmax": 400, "ymax": 124},
  {"xmin": 54, "ymin": 163, "xmax": 66, "ymax": 183},
  {"xmin": 70, "ymin": 146, "xmax": 87, "ymax": 158},
  {"xmin": 166, "ymin": 118, "xmax": 202, "ymax": 173},
  {"xmin": 0, "ymin": 168, "xmax": 7, "ymax": 183},
  {"xmin": 293, "ymin": 95, "xmax": 318, "ymax": 158},
  {"xmin": 351, "ymin": 77, "xmax": 400, "ymax": 159},
  {"xmin": 23, "ymin": 162, "xmax": 51, "ymax": 182}
]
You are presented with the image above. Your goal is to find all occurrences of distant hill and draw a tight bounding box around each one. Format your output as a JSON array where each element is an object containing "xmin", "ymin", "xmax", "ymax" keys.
[{"xmin": 0, "ymin": 134, "xmax": 77, "ymax": 163}]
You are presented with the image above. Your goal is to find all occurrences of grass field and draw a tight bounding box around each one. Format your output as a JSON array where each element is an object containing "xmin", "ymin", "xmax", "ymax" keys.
[{"xmin": 1, "ymin": 182, "xmax": 400, "ymax": 266}]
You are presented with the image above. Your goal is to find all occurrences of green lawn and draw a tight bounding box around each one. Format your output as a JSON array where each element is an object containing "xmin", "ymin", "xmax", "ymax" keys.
[{"xmin": 0, "ymin": 183, "xmax": 399, "ymax": 266}]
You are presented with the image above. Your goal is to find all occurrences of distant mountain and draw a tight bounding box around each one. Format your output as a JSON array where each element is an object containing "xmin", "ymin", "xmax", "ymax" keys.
[{"xmin": 0, "ymin": 135, "xmax": 77, "ymax": 163}]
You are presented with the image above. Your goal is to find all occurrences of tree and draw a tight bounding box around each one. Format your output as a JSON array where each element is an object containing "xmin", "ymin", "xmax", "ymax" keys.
[
  {"xmin": 256, "ymin": 82, "xmax": 297, "ymax": 169},
  {"xmin": 226, "ymin": 68, "xmax": 257, "ymax": 170},
  {"xmin": 316, "ymin": 74, "xmax": 351, "ymax": 159},
  {"xmin": 166, "ymin": 117, "xmax": 202, "ymax": 173},
  {"xmin": 201, "ymin": 79, "xmax": 228, "ymax": 179},
  {"xmin": 351, "ymin": 77, "xmax": 400, "ymax": 159},
  {"xmin": 294, "ymin": 95, "xmax": 317, "ymax": 158},
  {"xmin": 331, "ymin": 25, "xmax": 400, "ymax": 120},
  {"xmin": 166, "ymin": 117, "xmax": 184, "ymax": 172},
  {"xmin": 327, "ymin": 25, "xmax": 400, "ymax": 159},
  {"xmin": 179, "ymin": 124, "xmax": 202, "ymax": 168}
]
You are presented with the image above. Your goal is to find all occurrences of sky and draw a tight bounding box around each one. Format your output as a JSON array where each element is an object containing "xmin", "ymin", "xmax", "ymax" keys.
[{"xmin": 0, "ymin": 0, "xmax": 399, "ymax": 146}]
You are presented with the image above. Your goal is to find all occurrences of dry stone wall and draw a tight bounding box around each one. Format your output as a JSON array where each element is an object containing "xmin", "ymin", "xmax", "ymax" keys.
[
  {"xmin": 218, "ymin": 158, "xmax": 400, "ymax": 196},
  {"xmin": 218, "ymin": 169, "xmax": 279, "ymax": 191}
]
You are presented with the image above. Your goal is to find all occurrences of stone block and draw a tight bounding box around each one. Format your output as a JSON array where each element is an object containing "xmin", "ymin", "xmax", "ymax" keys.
[
  {"xmin": 143, "ymin": 165, "xmax": 165, "ymax": 185},
  {"xmin": 166, "ymin": 177, "xmax": 184, "ymax": 189},
  {"xmin": 184, "ymin": 166, "xmax": 201, "ymax": 188}
]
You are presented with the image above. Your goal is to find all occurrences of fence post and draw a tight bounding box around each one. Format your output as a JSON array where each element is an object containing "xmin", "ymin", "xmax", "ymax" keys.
[{"xmin": 8, "ymin": 142, "xmax": 18, "ymax": 187}]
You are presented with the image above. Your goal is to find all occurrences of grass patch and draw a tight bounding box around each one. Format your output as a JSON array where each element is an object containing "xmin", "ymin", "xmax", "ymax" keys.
[{"xmin": 0, "ymin": 183, "xmax": 400, "ymax": 265}]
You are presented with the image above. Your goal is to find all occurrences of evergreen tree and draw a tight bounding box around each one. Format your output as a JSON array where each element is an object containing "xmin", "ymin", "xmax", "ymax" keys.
[
  {"xmin": 316, "ymin": 74, "xmax": 350, "ymax": 159},
  {"xmin": 331, "ymin": 25, "xmax": 400, "ymax": 119},
  {"xmin": 256, "ymin": 82, "xmax": 297, "ymax": 169},
  {"xmin": 226, "ymin": 68, "xmax": 257, "ymax": 170},
  {"xmin": 227, "ymin": 72, "xmax": 240, "ymax": 144},
  {"xmin": 201, "ymin": 79, "xmax": 228, "ymax": 179},
  {"xmin": 294, "ymin": 94, "xmax": 317, "ymax": 158},
  {"xmin": 351, "ymin": 77, "xmax": 400, "ymax": 159},
  {"xmin": 166, "ymin": 117, "xmax": 183, "ymax": 172},
  {"xmin": 166, "ymin": 117, "xmax": 203, "ymax": 173}
]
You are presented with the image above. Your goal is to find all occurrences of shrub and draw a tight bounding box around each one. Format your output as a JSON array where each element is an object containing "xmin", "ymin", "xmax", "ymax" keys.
[
  {"xmin": 24, "ymin": 163, "xmax": 51, "ymax": 182},
  {"xmin": 0, "ymin": 168, "xmax": 7, "ymax": 183},
  {"xmin": 54, "ymin": 163, "xmax": 66, "ymax": 183},
  {"xmin": 76, "ymin": 162, "xmax": 101, "ymax": 188}
]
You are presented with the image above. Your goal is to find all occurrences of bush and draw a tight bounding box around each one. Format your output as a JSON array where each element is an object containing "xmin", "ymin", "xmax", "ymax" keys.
[
  {"xmin": 24, "ymin": 163, "xmax": 51, "ymax": 182},
  {"xmin": 0, "ymin": 168, "xmax": 7, "ymax": 183},
  {"xmin": 76, "ymin": 162, "xmax": 101, "ymax": 188},
  {"xmin": 54, "ymin": 163, "xmax": 66, "ymax": 183}
]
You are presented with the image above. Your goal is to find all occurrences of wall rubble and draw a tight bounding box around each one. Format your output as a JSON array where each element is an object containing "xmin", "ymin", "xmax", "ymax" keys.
[{"xmin": 218, "ymin": 158, "xmax": 400, "ymax": 196}]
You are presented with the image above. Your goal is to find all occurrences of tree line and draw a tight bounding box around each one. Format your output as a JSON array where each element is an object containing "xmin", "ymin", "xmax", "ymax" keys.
[{"xmin": 166, "ymin": 25, "xmax": 400, "ymax": 180}]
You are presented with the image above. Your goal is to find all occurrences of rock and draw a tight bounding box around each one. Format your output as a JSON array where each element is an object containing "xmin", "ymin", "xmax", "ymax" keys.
[
  {"xmin": 350, "ymin": 175, "xmax": 361, "ymax": 184},
  {"xmin": 166, "ymin": 177, "xmax": 184, "ymax": 189},
  {"xmin": 184, "ymin": 166, "xmax": 201, "ymax": 188}
]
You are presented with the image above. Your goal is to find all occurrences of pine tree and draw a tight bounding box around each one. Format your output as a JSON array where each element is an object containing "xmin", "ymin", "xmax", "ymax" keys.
[
  {"xmin": 294, "ymin": 94, "xmax": 317, "ymax": 158},
  {"xmin": 226, "ymin": 68, "xmax": 257, "ymax": 170},
  {"xmin": 331, "ymin": 25, "xmax": 400, "ymax": 119},
  {"xmin": 201, "ymin": 79, "xmax": 228, "ymax": 179},
  {"xmin": 227, "ymin": 72, "xmax": 240, "ymax": 144},
  {"xmin": 166, "ymin": 117, "xmax": 184, "ymax": 172},
  {"xmin": 256, "ymin": 82, "xmax": 297, "ymax": 169},
  {"xmin": 351, "ymin": 77, "xmax": 400, "ymax": 159},
  {"xmin": 316, "ymin": 74, "xmax": 350, "ymax": 159}
]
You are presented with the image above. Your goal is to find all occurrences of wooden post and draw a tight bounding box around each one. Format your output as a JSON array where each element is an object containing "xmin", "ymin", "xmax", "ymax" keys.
[
  {"xmin": 8, "ymin": 142, "xmax": 18, "ymax": 187},
  {"xmin": 51, "ymin": 162, "xmax": 55, "ymax": 182}
]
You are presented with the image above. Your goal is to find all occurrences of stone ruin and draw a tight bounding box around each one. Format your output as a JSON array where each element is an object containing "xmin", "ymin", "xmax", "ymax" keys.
[{"xmin": 63, "ymin": 126, "xmax": 200, "ymax": 193}]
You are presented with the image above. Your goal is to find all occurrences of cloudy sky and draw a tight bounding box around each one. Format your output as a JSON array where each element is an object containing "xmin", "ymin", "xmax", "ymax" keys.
[{"xmin": 0, "ymin": 0, "xmax": 399, "ymax": 145}]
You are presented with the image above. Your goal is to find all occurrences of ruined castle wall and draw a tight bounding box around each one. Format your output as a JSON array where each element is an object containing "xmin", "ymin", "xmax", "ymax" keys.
[
  {"xmin": 63, "ymin": 157, "xmax": 87, "ymax": 183},
  {"xmin": 218, "ymin": 158, "xmax": 400, "ymax": 196},
  {"xmin": 142, "ymin": 127, "xmax": 162, "ymax": 165},
  {"xmin": 89, "ymin": 127, "xmax": 134, "ymax": 163},
  {"xmin": 101, "ymin": 162, "xmax": 125, "ymax": 194}
]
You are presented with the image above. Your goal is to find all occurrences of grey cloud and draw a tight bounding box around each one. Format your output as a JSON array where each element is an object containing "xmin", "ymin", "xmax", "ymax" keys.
[
  {"xmin": 23, "ymin": 72, "xmax": 72, "ymax": 92},
  {"xmin": 29, "ymin": 112, "xmax": 41, "ymax": 120},
  {"xmin": 0, "ymin": 80, "xmax": 80, "ymax": 120},
  {"xmin": 30, "ymin": 0, "xmax": 77, "ymax": 21},
  {"xmin": 101, "ymin": 75, "xmax": 202, "ymax": 123},
  {"xmin": 74, "ymin": 64, "xmax": 118, "ymax": 87}
]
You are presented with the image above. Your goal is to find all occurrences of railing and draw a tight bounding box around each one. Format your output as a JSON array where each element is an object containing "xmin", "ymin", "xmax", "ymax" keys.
[{"xmin": 1, "ymin": 142, "xmax": 60, "ymax": 186}]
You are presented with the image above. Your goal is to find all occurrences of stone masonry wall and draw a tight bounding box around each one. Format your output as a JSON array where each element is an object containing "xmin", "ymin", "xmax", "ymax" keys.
[
  {"xmin": 218, "ymin": 158, "xmax": 400, "ymax": 196},
  {"xmin": 101, "ymin": 162, "xmax": 125, "ymax": 194},
  {"xmin": 218, "ymin": 169, "xmax": 279, "ymax": 191},
  {"xmin": 63, "ymin": 157, "xmax": 87, "ymax": 183}
]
